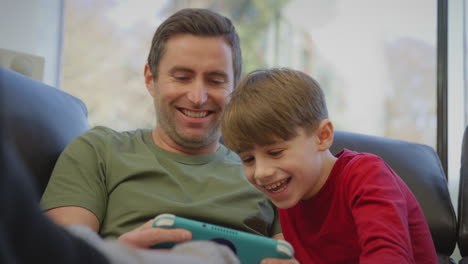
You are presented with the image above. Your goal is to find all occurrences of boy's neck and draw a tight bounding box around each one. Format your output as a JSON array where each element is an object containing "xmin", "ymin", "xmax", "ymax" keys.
[{"xmin": 304, "ymin": 150, "xmax": 337, "ymax": 200}]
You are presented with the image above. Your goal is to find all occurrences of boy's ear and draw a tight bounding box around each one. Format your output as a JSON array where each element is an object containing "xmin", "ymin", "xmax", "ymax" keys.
[{"xmin": 316, "ymin": 119, "xmax": 334, "ymax": 151}]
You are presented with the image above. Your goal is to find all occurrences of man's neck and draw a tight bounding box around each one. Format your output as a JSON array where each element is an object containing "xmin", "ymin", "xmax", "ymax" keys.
[{"xmin": 151, "ymin": 128, "xmax": 219, "ymax": 156}]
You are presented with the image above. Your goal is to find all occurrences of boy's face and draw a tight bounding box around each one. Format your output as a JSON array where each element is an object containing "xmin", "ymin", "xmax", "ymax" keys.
[{"xmin": 238, "ymin": 126, "xmax": 332, "ymax": 209}]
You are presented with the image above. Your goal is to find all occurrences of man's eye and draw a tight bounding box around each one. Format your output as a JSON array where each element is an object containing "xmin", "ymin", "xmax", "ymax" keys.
[
  {"xmin": 268, "ymin": 150, "xmax": 283, "ymax": 156},
  {"xmin": 174, "ymin": 76, "xmax": 190, "ymax": 81},
  {"xmin": 242, "ymin": 156, "xmax": 255, "ymax": 163},
  {"xmin": 210, "ymin": 79, "xmax": 225, "ymax": 85}
]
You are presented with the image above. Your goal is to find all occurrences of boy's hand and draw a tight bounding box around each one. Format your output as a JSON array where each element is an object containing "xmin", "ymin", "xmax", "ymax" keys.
[
  {"xmin": 118, "ymin": 219, "xmax": 192, "ymax": 248},
  {"xmin": 268, "ymin": 233, "xmax": 297, "ymax": 263},
  {"xmin": 261, "ymin": 258, "xmax": 299, "ymax": 264}
]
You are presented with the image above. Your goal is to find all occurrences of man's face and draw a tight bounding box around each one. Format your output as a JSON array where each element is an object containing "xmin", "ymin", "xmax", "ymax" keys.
[{"xmin": 145, "ymin": 34, "xmax": 234, "ymax": 155}]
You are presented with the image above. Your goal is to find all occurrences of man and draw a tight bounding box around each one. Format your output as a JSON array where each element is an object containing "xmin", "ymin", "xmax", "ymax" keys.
[
  {"xmin": 0, "ymin": 142, "xmax": 240, "ymax": 264},
  {"xmin": 41, "ymin": 8, "xmax": 290, "ymax": 262}
]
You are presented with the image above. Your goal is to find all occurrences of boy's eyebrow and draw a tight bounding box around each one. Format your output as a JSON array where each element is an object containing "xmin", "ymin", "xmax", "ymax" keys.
[{"xmin": 236, "ymin": 150, "xmax": 251, "ymax": 156}]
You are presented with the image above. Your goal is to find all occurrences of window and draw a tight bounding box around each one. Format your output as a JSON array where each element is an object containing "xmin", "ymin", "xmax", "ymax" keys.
[{"xmin": 62, "ymin": 0, "xmax": 437, "ymax": 150}]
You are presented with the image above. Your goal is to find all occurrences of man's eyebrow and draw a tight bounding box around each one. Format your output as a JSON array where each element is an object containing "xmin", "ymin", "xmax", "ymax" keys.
[
  {"xmin": 169, "ymin": 66, "xmax": 194, "ymax": 74},
  {"xmin": 206, "ymin": 70, "xmax": 229, "ymax": 79}
]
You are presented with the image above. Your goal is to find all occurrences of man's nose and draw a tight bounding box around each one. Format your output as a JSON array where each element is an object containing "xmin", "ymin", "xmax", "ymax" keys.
[{"xmin": 187, "ymin": 80, "xmax": 208, "ymax": 105}]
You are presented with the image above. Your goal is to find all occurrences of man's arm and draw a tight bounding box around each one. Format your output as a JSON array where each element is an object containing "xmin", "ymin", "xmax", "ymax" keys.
[
  {"xmin": 46, "ymin": 206, "xmax": 100, "ymax": 232},
  {"xmin": 46, "ymin": 207, "xmax": 193, "ymax": 249},
  {"xmin": 41, "ymin": 128, "xmax": 109, "ymax": 231}
]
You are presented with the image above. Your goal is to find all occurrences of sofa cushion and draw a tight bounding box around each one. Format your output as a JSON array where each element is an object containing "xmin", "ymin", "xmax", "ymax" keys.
[{"xmin": 1, "ymin": 67, "xmax": 90, "ymax": 196}]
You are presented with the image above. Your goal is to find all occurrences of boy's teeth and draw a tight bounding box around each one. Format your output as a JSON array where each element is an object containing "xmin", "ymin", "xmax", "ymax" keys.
[
  {"xmin": 265, "ymin": 178, "xmax": 288, "ymax": 192},
  {"xmin": 183, "ymin": 110, "xmax": 208, "ymax": 118}
]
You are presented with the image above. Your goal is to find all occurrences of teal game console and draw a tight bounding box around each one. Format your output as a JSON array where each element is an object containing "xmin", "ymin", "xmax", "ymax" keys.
[{"xmin": 151, "ymin": 214, "xmax": 294, "ymax": 264}]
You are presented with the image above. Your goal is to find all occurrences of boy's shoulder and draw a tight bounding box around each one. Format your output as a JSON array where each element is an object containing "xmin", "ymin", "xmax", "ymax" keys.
[
  {"xmin": 336, "ymin": 148, "xmax": 383, "ymax": 166},
  {"xmin": 333, "ymin": 148, "xmax": 397, "ymax": 186},
  {"xmin": 334, "ymin": 149, "xmax": 391, "ymax": 180}
]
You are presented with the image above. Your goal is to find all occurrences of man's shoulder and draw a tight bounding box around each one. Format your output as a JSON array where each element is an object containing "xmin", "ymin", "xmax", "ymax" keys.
[
  {"xmin": 219, "ymin": 144, "xmax": 242, "ymax": 164},
  {"xmin": 81, "ymin": 126, "xmax": 148, "ymax": 142},
  {"xmin": 68, "ymin": 126, "xmax": 151, "ymax": 154}
]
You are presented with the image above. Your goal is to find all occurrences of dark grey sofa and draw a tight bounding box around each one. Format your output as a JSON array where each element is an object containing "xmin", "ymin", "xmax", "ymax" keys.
[{"xmin": 1, "ymin": 66, "xmax": 458, "ymax": 263}]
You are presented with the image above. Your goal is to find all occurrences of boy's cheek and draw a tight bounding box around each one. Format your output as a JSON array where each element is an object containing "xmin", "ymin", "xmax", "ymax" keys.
[{"xmin": 242, "ymin": 168, "xmax": 257, "ymax": 185}]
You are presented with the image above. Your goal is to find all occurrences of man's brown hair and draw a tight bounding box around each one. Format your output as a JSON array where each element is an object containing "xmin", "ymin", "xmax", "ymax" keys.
[
  {"xmin": 221, "ymin": 68, "xmax": 328, "ymax": 152},
  {"xmin": 147, "ymin": 8, "xmax": 242, "ymax": 85}
]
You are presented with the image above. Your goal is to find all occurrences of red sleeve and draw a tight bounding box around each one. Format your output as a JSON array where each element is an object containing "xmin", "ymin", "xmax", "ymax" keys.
[{"xmin": 345, "ymin": 155, "xmax": 416, "ymax": 264}]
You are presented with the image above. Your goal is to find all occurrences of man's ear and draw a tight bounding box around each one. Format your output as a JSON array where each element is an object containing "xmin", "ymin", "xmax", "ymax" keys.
[
  {"xmin": 144, "ymin": 64, "xmax": 156, "ymax": 97},
  {"xmin": 316, "ymin": 119, "xmax": 334, "ymax": 151}
]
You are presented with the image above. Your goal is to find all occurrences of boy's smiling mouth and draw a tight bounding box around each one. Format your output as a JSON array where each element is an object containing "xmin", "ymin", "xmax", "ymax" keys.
[{"xmin": 263, "ymin": 177, "xmax": 291, "ymax": 193}]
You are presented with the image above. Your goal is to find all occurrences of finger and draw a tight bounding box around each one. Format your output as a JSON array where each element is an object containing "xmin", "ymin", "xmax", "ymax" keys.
[
  {"xmin": 272, "ymin": 233, "xmax": 285, "ymax": 240},
  {"xmin": 145, "ymin": 228, "xmax": 192, "ymax": 245},
  {"xmin": 136, "ymin": 218, "xmax": 157, "ymax": 231},
  {"xmin": 119, "ymin": 227, "xmax": 192, "ymax": 249},
  {"xmin": 260, "ymin": 258, "xmax": 299, "ymax": 264}
]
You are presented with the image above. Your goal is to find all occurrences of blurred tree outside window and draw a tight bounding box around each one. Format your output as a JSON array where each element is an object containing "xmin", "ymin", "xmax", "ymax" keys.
[{"xmin": 62, "ymin": 0, "xmax": 437, "ymax": 148}]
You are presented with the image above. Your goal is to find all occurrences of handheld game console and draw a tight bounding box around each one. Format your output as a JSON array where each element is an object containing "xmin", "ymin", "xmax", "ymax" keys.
[{"xmin": 151, "ymin": 213, "xmax": 294, "ymax": 264}]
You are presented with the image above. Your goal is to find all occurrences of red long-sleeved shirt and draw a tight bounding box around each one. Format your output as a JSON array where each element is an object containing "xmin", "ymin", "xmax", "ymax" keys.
[{"xmin": 279, "ymin": 149, "xmax": 438, "ymax": 264}]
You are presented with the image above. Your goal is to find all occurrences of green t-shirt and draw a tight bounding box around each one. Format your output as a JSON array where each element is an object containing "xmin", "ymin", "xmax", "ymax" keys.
[{"xmin": 41, "ymin": 126, "xmax": 281, "ymax": 238}]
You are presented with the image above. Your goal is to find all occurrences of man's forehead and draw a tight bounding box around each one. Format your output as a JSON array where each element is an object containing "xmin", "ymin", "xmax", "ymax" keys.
[
  {"xmin": 169, "ymin": 66, "xmax": 228, "ymax": 76},
  {"xmin": 163, "ymin": 35, "xmax": 231, "ymax": 59},
  {"xmin": 165, "ymin": 34, "xmax": 231, "ymax": 50},
  {"xmin": 160, "ymin": 41, "xmax": 233, "ymax": 78}
]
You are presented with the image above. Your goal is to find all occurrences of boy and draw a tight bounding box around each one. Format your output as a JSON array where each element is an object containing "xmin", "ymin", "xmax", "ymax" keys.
[{"xmin": 221, "ymin": 68, "xmax": 438, "ymax": 264}]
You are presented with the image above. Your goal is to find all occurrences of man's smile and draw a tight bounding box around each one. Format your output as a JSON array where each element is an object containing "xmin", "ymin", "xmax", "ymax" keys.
[{"xmin": 178, "ymin": 108, "xmax": 212, "ymax": 118}]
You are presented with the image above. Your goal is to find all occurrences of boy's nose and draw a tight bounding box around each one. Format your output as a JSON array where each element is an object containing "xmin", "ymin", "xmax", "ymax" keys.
[
  {"xmin": 187, "ymin": 81, "xmax": 207, "ymax": 105},
  {"xmin": 253, "ymin": 160, "xmax": 275, "ymax": 185}
]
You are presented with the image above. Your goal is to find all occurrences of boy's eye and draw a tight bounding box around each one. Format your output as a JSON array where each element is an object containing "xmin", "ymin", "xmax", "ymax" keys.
[
  {"xmin": 241, "ymin": 156, "xmax": 255, "ymax": 164},
  {"xmin": 268, "ymin": 150, "xmax": 284, "ymax": 156}
]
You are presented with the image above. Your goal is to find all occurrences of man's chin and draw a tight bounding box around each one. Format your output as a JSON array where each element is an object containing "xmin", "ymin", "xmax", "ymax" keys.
[{"xmin": 174, "ymin": 133, "xmax": 219, "ymax": 149}]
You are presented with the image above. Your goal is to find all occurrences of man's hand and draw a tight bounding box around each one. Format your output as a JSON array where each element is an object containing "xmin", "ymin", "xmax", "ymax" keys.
[{"xmin": 118, "ymin": 219, "xmax": 192, "ymax": 248}]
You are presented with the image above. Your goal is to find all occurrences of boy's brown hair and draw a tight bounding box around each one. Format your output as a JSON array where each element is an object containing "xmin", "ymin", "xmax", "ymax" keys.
[{"xmin": 221, "ymin": 68, "xmax": 328, "ymax": 152}]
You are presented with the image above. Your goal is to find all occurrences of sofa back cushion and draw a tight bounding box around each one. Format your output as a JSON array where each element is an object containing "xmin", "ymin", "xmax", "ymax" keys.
[{"xmin": 1, "ymin": 67, "xmax": 90, "ymax": 196}]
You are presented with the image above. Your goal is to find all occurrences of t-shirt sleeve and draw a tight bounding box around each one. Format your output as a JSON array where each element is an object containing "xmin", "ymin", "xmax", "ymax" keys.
[
  {"xmin": 271, "ymin": 203, "xmax": 283, "ymax": 237},
  {"xmin": 41, "ymin": 127, "xmax": 109, "ymax": 224},
  {"xmin": 346, "ymin": 155, "xmax": 417, "ymax": 264}
]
